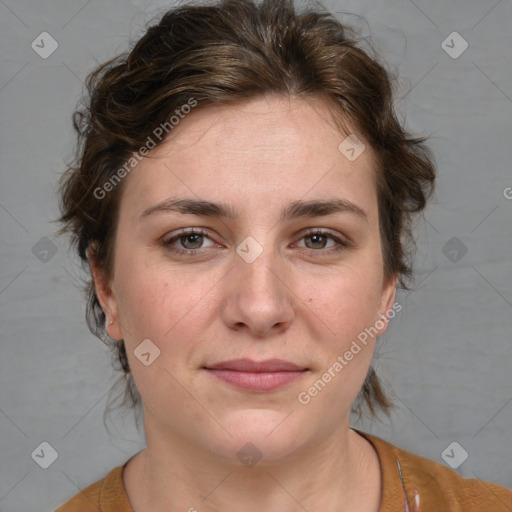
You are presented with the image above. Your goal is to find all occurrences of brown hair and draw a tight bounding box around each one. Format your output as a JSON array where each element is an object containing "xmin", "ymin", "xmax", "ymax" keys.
[{"xmin": 58, "ymin": 0, "xmax": 435, "ymax": 423}]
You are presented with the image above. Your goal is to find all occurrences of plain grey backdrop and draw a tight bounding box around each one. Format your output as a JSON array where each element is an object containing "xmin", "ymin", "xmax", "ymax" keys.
[{"xmin": 1, "ymin": 0, "xmax": 511, "ymax": 510}]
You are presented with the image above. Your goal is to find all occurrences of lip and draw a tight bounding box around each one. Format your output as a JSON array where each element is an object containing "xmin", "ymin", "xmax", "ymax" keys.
[
  {"xmin": 204, "ymin": 358, "xmax": 308, "ymax": 391},
  {"xmin": 206, "ymin": 358, "xmax": 306, "ymax": 372}
]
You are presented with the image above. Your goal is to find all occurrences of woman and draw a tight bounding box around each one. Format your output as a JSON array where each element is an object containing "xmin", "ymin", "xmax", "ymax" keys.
[{"xmin": 56, "ymin": 0, "xmax": 511, "ymax": 510}]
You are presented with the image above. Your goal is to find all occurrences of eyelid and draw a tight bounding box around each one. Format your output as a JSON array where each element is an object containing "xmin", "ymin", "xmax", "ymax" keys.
[
  {"xmin": 300, "ymin": 227, "xmax": 350, "ymax": 240},
  {"xmin": 162, "ymin": 227, "xmax": 217, "ymax": 245},
  {"xmin": 297, "ymin": 227, "xmax": 353, "ymax": 247}
]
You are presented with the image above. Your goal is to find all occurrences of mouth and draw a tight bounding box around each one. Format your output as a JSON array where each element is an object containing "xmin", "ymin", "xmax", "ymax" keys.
[{"xmin": 203, "ymin": 358, "xmax": 309, "ymax": 392}]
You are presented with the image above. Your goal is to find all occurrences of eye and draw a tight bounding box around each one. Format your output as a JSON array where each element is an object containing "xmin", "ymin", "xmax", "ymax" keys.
[
  {"xmin": 161, "ymin": 227, "xmax": 351, "ymax": 258},
  {"xmin": 162, "ymin": 228, "xmax": 217, "ymax": 256},
  {"xmin": 296, "ymin": 229, "xmax": 350, "ymax": 255}
]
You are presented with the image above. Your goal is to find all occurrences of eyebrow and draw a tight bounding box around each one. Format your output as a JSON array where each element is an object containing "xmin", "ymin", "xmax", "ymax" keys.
[{"xmin": 140, "ymin": 197, "xmax": 368, "ymax": 223}]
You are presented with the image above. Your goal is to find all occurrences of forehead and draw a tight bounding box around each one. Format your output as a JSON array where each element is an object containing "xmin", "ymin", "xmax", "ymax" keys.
[
  {"xmin": 153, "ymin": 94, "xmax": 369, "ymax": 164},
  {"xmin": 121, "ymin": 94, "xmax": 379, "ymax": 220}
]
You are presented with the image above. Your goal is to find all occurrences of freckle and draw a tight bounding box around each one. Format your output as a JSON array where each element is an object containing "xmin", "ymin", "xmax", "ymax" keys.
[{"xmin": 308, "ymin": 298, "xmax": 313, "ymax": 302}]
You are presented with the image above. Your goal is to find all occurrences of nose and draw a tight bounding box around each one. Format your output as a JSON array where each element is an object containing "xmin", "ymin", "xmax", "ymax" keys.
[{"xmin": 219, "ymin": 246, "xmax": 296, "ymax": 338}]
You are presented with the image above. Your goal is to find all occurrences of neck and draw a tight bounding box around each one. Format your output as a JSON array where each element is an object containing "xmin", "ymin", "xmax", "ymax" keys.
[{"xmin": 124, "ymin": 417, "xmax": 381, "ymax": 512}]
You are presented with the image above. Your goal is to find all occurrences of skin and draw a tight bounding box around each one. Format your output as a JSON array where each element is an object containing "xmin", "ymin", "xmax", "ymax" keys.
[{"xmin": 91, "ymin": 94, "xmax": 398, "ymax": 512}]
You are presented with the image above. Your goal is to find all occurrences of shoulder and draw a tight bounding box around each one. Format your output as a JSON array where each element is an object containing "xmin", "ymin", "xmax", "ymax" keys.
[
  {"xmin": 55, "ymin": 464, "xmax": 133, "ymax": 512},
  {"xmin": 357, "ymin": 430, "xmax": 512, "ymax": 512}
]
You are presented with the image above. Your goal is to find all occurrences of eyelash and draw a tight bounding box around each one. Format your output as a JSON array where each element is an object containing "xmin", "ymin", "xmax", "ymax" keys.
[{"xmin": 161, "ymin": 228, "xmax": 351, "ymax": 257}]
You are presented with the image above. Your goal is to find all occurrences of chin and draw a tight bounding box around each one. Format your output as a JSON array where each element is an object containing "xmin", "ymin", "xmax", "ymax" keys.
[{"xmin": 206, "ymin": 410, "xmax": 311, "ymax": 464}]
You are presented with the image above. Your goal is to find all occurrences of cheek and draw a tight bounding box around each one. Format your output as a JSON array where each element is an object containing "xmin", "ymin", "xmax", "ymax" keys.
[
  {"xmin": 298, "ymin": 277, "xmax": 381, "ymax": 414},
  {"xmin": 114, "ymin": 252, "xmax": 184, "ymax": 328},
  {"xmin": 114, "ymin": 256, "xmax": 220, "ymax": 368},
  {"xmin": 312, "ymin": 267, "xmax": 382, "ymax": 339},
  {"xmin": 114, "ymin": 267, "xmax": 208, "ymax": 411}
]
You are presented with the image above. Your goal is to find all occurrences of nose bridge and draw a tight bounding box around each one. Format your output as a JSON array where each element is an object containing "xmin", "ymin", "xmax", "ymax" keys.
[
  {"xmin": 222, "ymin": 233, "xmax": 295, "ymax": 335},
  {"xmin": 236, "ymin": 236, "xmax": 285, "ymax": 300}
]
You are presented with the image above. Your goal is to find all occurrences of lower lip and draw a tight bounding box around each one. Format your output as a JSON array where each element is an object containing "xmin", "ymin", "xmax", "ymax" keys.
[{"xmin": 205, "ymin": 369, "xmax": 306, "ymax": 391}]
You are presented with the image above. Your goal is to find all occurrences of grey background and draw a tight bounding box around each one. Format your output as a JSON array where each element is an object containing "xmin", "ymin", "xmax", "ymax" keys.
[{"xmin": 1, "ymin": 0, "xmax": 511, "ymax": 510}]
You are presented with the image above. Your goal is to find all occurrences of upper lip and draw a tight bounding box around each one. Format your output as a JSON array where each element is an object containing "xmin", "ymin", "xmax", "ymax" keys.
[{"xmin": 205, "ymin": 358, "xmax": 307, "ymax": 372}]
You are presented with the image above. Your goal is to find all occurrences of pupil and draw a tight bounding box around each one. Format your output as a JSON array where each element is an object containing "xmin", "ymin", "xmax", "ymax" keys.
[
  {"xmin": 183, "ymin": 234, "xmax": 202, "ymax": 249},
  {"xmin": 307, "ymin": 234, "xmax": 325, "ymax": 249}
]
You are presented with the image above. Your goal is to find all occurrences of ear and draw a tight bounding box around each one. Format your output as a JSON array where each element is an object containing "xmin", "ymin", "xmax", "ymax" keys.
[
  {"xmin": 87, "ymin": 246, "xmax": 123, "ymax": 340},
  {"xmin": 375, "ymin": 272, "xmax": 399, "ymax": 337}
]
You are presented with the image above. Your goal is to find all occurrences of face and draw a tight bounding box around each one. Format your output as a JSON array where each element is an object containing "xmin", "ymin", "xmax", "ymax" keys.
[{"xmin": 92, "ymin": 94, "xmax": 397, "ymax": 464}]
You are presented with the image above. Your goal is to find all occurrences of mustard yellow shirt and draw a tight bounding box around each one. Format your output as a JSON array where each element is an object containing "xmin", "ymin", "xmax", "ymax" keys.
[{"xmin": 55, "ymin": 431, "xmax": 512, "ymax": 511}]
